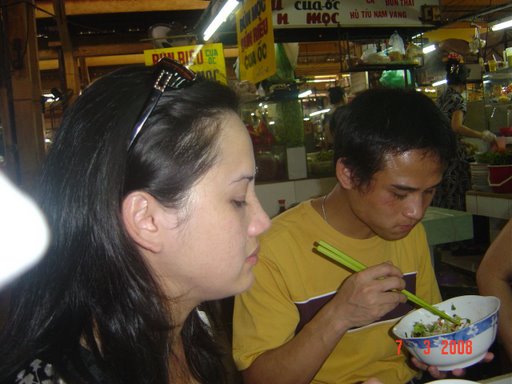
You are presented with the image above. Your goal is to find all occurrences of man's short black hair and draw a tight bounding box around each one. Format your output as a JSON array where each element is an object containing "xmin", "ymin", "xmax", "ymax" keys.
[{"xmin": 331, "ymin": 87, "xmax": 457, "ymax": 188}]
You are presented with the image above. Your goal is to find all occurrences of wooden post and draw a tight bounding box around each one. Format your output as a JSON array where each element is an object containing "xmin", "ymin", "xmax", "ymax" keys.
[
  {"xmin": 52, "ymin": 0, "xmax": 80, "ymax": 104},
  {"xmin": 0, "ymin": 0, "xmax": 45, "ymax": 188}
]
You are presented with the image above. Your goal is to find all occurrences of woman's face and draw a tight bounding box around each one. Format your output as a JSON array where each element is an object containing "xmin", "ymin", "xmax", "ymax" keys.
[{"xmin": 153, "ymin": 111, "xmax": 271, "ymax": 304}]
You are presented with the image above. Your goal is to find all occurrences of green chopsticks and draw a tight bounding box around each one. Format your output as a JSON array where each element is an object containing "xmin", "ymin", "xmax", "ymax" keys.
[{"xmin": 315, "ymin": 240, "xmax": 461, "ymax": 325}]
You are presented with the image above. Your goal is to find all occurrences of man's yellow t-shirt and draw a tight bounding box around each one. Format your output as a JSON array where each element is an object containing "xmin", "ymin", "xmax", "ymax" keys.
[{"xmin": 233, "ymin": 200, "xmax": 441, "ymax": 383}]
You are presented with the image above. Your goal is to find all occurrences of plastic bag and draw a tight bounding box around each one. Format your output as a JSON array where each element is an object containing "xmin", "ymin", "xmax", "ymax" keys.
[
  {"xmin": 389, "ymin": 31, "xmax": 405, "ymax": 54},
  {"xmin": 379, "ymin": 70, "xmax": 413, "ymax": 88}
]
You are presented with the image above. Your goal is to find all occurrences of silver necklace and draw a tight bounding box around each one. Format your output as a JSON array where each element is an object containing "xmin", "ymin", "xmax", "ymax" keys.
[{"xmin": 321, "ymin": 194, "xmax": 328, "ymax": 222}]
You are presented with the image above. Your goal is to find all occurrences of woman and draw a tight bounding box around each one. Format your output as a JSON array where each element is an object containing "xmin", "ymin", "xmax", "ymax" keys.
[
  {"xmin": 432, "ymin": 54, "xmax": 496, "ymax": 210},
  {"xmin": 0, "ymin": 59, "xmax": 271, "ymax": 383}
]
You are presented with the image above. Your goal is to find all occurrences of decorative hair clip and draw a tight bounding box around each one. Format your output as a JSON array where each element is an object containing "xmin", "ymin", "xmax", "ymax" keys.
[{"xmin": 446, "ymin": 52, "xmax": 463, "ymax": 63}]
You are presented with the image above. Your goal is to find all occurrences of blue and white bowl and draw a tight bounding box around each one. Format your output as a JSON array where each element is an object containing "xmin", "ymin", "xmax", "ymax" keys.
[{"xmin": 393, "ymin": 295, "xmax": 500, "ymax": 371}]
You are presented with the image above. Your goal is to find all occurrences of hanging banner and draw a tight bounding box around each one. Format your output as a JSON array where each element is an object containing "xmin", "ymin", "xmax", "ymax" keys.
[
  {"xmin": 236, "ymin": 0, "xmax": 276, "ymax": 84},
  {"xmin": 271, "ymin": 0, "xmax": 440, "ymax": 28},
  {"xmin": 143, "ymin": 43, "xmax": 227, "ymax": 84}
]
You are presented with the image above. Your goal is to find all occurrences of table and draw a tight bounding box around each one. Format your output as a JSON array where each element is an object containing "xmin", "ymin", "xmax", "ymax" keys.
[
  {"xmin": 421, "ymin": 207, "xmax": 474, "ymax": 268},
  {"xmin": 422, "ymin": 207, "xmax": 474, "ymax": 247},
  {"xmin": 466, "ymin": 190, "xmax": 512, "ymax": 220}
]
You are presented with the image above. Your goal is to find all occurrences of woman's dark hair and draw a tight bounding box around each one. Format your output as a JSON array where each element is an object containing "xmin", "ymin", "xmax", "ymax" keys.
[
  {"xmin": 0, "ymin": 65, "xmax": 239, "ymax": 383},
  {"xmin": 445, "ymin": 57, "xmax": 470, "ymax": 85},
  {"xmin": 332, "ymin": 87, "xmax": 457, "ymax": 188}
]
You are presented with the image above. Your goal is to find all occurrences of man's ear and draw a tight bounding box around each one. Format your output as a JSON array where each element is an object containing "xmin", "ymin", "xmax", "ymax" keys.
[
  {"xmin": 335, "ymin": 159, "xmax": 354, "ymax": 189},
  {"xmin": 122, "ymin": 191, "xmax": 164, "ymax": 253}
]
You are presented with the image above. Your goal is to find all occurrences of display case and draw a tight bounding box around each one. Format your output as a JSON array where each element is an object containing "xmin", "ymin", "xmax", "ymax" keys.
[{"xmin": 483, "ymin": 68, "xmax": 512, "ymax": 133}]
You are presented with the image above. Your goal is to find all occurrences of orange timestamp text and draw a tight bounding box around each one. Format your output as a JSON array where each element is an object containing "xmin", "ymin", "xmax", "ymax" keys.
[{"xmin": 396, "ymin": 339, "xmax": 473, "ymax": 355}]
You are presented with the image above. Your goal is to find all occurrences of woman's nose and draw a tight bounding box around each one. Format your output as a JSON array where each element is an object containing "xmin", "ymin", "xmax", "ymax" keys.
[{"xmin": 249, "ymin": 199, "xmax": 271, "ymax": 236}]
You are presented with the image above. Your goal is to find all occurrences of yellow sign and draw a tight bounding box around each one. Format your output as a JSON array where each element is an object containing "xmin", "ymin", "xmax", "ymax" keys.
[
  {"xmin": 143, "ymin": 43, "xmax": 227, "ymax": 84},
  {"xmin": 236, "ymin": 0, "xmax": 276, "ymax": 83}
]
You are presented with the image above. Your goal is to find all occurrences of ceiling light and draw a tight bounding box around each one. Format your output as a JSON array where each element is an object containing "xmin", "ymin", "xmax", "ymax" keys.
[
  {"xmin": 422, "ymin": 44, "xmax": 436, "ymax": 54},
  {"xmin": 306, "ymin": 78, "xmax": 336, "ymax": 83},
  {"xmin": 203, "ymin": 0, "xmax": 239, "ymax": 41},
  {"xmin": 309, "ymin": 108, "xmax": 330, "ymax": 117},
  {"xmin": 490, "ymin": 17, "xmax": 512, "ymax": 32},
  {"xmin": 299, "ymin": 90, "xmax": 312, "ymax": 98},
  {"xmin": 432, "ymin": 79, "xmax": 447, "ymax": 87}
]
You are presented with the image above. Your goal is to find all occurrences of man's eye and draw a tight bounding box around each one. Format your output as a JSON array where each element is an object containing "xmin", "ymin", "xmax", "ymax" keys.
[
  {"xmin": 393, "ymin": 193, "xmax": 407, "ymax": 200},
  {"xmin": 233, "ymin": 200, "xmax": 247, "ymax": 208}
]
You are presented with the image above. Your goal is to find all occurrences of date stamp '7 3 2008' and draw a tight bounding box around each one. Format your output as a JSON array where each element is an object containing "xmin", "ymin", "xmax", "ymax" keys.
[{"xmin": 396, "ymin": 339, "xmax": 473, "ymax": 355}]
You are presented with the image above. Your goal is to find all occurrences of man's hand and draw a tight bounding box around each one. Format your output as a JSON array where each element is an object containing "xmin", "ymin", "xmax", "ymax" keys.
[
  {"xmin": 411, "ymin": 352, "xmax": 494, "ymax": 379},
  {"xmin": 329, "ymin": 262, "xmax": 407, "ymax": 329}
]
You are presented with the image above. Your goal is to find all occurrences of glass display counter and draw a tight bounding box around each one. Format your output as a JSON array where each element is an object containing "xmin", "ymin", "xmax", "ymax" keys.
[
  {"xmin": 240, "ymin": 87, "xmax": 306, "ymax": 183},
  {"xmin": 483, "ymin": 67, "xmax": 512, "ymax": 133}
]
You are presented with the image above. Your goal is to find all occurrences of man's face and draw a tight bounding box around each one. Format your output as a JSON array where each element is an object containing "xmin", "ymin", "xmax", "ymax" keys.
[{"xmin": 344, "ymin": 149, "xmax": 444, "ymax": 240}]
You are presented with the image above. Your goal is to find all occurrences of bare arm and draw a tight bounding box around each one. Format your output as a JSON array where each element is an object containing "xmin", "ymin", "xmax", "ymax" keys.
[
  {"xmin": 451, "ymin": 110, "xmax": 494, "ymax": 142},
  {"xmin": 242, "ymin": 263, "xmax": 406, "ymax": 384},
  {"xmin": 477, "ymin": 219, "xmax": 512, "ymax": 361}
]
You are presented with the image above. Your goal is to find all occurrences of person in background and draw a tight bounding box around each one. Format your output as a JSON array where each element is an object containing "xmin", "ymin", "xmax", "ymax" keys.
[
  {"xmin": 327, "ymin": 86, "xmax": 346, "ymax": 111},
  {"xmin": 477, "ymin": 218, "xmax": 512, "ymax": 362},
  {"xmin": 433, "ymin": 53, "xmax": 496, "ymax": 211},
  {"xmin": 232, "ymin": 88, "xmax": 488, "ymax": 383},
  {"xmin": 323, "ymin": 86, "xmax": 346, "ymax": 146},
  {"xmin": 0, "ymin": 59, "xmax": 271, "ymax": 384}
]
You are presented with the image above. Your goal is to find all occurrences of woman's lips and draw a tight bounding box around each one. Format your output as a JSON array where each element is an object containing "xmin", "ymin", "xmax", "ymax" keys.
[{"xmin": 246, "ymin": 246, "xmax": 259, "ymax": 266}]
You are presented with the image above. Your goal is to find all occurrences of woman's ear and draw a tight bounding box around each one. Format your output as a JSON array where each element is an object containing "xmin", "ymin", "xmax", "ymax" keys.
[
  {"xmin": 122, "ymin": 191, "xmax": 165, "ymax": 253},
  {"xmin": 336, "ymin": 159, "xmax": 354, "ymax": 189}
]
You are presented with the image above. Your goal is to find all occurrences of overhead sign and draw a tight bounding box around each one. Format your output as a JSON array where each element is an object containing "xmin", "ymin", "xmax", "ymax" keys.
[
  {"xmin": 271, "ymin": 0, "xmax": 440, "ymax": 28},
  {"xmin": 236, "ymin": 0, "xmax": 276, "ymax": 84},
  {"xmin": 143, "ymin": 43, "xmax": 227, "ymax": 84}
]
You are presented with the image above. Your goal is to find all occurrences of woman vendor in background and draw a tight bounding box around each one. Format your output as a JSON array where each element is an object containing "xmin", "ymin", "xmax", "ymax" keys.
[{"xmin": 433, "ymin": 53, "xmax": 497, "ymax": 211}]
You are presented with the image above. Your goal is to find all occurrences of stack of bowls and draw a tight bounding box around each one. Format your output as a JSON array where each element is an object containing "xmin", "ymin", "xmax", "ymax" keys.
[{"xmin": 469, "ymin": 162, "xmax": 491, "ymax": 192}]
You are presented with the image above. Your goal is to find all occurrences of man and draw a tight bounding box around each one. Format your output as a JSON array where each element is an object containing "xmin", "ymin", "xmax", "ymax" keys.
[
  {"xmin": 232, "ymin": 88, "xmax": 458, "ymax": 383},
  {"xmin": 323, "ymin": 86, "xmax": 346, "ymax": 146}
]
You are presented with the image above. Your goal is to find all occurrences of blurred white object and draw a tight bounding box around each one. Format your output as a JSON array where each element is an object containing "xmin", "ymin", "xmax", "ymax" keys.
[{"xmin": 0, "ymin": 172, "xmax": 49, "ymax": 288}]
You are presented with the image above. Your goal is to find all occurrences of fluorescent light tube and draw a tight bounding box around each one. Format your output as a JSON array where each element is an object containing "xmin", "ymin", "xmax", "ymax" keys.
[
  {"xmin": 299, "ymin": 90, "xmax": 312, "ymax": 98},
  {"xmin": 422, "ymin": 44, "xmax": 436, "ymax": 54},
  {"xmin": 491, "ymin": 19, "xmax": 512, "ymax": 32},
  {"xmin": 310, "ymin": 108, "xmax": 331, "ymax": 117},
  {"xmin": 203, "ymin": 0, "xmax": 239, "ymax": 41},
  {"xmin": 432, "ymin": 79, "xmax": 447, "ymax": 87}
]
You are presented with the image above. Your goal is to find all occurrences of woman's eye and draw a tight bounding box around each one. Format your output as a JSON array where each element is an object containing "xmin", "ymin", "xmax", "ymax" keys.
[{"xmin": 232, "ymin": 200, "xmax": 247, "ymax": 208}]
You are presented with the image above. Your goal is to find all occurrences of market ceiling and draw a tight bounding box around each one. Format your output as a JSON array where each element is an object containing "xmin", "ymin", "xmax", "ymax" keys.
[{"xmin": 33, "ymin": 0, "xmax": 512, "ymax": 45}]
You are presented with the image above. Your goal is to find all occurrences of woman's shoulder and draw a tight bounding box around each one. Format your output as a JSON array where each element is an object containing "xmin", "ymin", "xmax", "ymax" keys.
[{"xmin": 12, "ymin": 358, "xmax": 64, "ymax": 383}]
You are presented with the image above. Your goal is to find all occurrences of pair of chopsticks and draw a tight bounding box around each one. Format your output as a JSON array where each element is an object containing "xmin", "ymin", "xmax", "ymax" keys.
[{"xmin": 314, "ymin": 240, "xmax": 461, "ymax": 325}]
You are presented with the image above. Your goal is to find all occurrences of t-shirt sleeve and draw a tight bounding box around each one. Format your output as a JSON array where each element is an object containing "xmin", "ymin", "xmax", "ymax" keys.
[{"xmin": 232, "ymin": 243, "xmax": 299, "ymax": 371}]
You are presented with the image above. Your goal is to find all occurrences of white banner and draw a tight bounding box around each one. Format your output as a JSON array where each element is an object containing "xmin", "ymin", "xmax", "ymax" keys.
[{"xmin": 271, "ymin": 0, "xmax": 440, "ymax": 29}]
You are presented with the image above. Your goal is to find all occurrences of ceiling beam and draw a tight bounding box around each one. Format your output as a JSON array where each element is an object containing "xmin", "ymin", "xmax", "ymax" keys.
[{"xmin": 35, "ymin": 0, "xmax": 210, "ymax": 18}]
